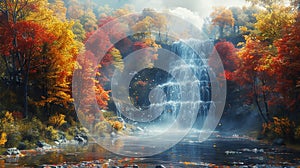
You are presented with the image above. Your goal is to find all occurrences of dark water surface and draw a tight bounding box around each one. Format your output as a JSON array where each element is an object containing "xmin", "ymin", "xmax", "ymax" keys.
[{"xmin": 3, "ymin": 132, "xmax": 300, "ymax": 167}]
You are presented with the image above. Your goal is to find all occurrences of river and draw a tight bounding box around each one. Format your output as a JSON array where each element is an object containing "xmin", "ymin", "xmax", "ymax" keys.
[{"xmin": 2, "ymin": 130, "xmax": 300, "ymax": 167}]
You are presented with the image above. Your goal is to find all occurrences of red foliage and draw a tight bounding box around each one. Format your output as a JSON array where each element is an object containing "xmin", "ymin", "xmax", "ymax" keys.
[
  {"xmin": 274, "ymin": 16, "xmax": 300, "ymax": 108},
  {"xmin": 0, "ymin": 21, "xmax": 56, "ymax": 77},
  {"xmin": 214, "ymin": 41, "xmax": 238, "ymax": 72},
  {"xmin": 133, "ymin": 41, "xmax": 148, "ymax": 50},
  {"xmin": 12, "ymin": 111, "xmax": 23, "ymax": 120},
  {"xmin": 74, "ymin": 50, "xmax": 110, "ymax": 114},
  {"xmin": 0, "ymin": 21, "xmax": 55, "ymax": 56}
]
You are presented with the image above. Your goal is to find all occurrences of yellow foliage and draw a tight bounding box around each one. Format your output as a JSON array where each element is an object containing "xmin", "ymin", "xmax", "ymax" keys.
[
  {"xmin": 114, "ymin": 6, "xmax": 133, "ymax": 17},
  {"xmin": 239, "ymin": 26, "xmax": 248, "ymax": 33},
  {"xmin": 210, "ymin": 7, "xmax": 235, "ymax": 27},
  {"xmin": 1, "ymin": 111, "xmax": 14, "ymax": 123},
  {"xmin": 0, "ymin": 132, "xmax": 7, "ymax": 146},
  {"xmin": 48, "ymin": 114, "xmax": 67, "ymax": 128},
  {"xmin": 110, "ymin": 48, "xmax": 124, "ymax": 71},
  {"xmin": 254, "ymin": 5, "xmax": 296, "ymax": 41},
  {"xmin": 45, "ymin": 126, "xmax": 59, "ymax": 140},
  {"xmin": 5, "ymin": 111, "xmax": 14, "ymax": 122},
  {"xmin": 26, "ymin": 0, "xmax": 82, "ymax": 108}
]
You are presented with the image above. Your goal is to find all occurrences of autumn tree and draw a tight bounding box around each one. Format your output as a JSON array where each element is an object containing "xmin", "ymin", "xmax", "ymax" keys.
[
  {"xmin": 72, "ymin": 20, "xmax": 86, "ymax": 42},
  {"xmin": 210, "ymin": 7, "xmax": 234, "ymax": 39},
  {"xmin": 0, "ymin": 0, "xmax": 61, "ymax": 118},
  {"xmin": 274, "ymin": 11, "xmax": 300, "ymax": 110},
  {"xmin": 214, "ymin": 41, "xmax": 238, "ymax": 72},
  {"xmin": 229, "ymin": 6, "xmax": 259, "ymax": 35},
  {"xmin": 65, "ymin": 0, "xmax": 84, "ymax": 20},
  {"xmin": 26, "ymin": 0, "xmax": 82, "ymax": 115},
  {"xmin": 49, "ymin": 0, "xmax": 67, "ymax": 21},
  {"xmin": 73, "ymin": 48, "xmax": 110, "ymax": 129},
  {"xmin": 80, "ymin": 9, "xmax": 98, "ymax": 33},
  {"xmin": 132, "ymin": 16, "xmax": 155, "ymax": 39},
  {"xmin": 96, "ymin": 4, "xmax": 113, "ymax": 18},
  {"xmin": 230, "ymin": 4, "xmax": 297, "ymax": 123}
]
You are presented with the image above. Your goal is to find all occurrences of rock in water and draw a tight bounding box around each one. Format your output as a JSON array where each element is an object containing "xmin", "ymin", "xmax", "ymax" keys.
[
  {"xmin": 5, "ymin": 148, "xmax": 21, "ymax": 155},
  {"xmin": 273, "ymin": 138, "xmax": 285, "ymax": 146}
]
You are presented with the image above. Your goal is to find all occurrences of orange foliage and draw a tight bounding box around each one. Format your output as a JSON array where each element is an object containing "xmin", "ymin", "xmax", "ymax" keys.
[
  {"xmin": 210, "ymin": 7, "xmax": 234, "ymax": 38},
  {"xmin": 110, "ymin": 121, "xmax": 124, "ymax": 131},
  {"xmin": 262, "ymin": 117, "xmax": 295, "ymax": 138}
]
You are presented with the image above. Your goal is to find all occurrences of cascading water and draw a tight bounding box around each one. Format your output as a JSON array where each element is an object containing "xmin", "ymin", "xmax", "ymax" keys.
[{"xmin": 136, "ymin": 39, "xmax": 214, "ymax": 130}]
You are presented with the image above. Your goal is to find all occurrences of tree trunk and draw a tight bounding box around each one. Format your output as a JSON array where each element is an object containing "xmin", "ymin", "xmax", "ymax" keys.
[
  {"xmin": 219, "ymin": 26, "xmax": 224, "ymax": 39},
  {"xmin": 23, "ymin": 56, "xmax": 31, "ymax": 119},
  {"xmin": 253, "ymin": 77, "xmax": 268, "ymax": 123},
  {"xmin": 261, "ymin": 80, "xmax": 271, "ymax": 121}
]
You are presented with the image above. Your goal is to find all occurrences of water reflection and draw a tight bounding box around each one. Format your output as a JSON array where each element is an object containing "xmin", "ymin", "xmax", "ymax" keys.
[{"xmin": 4, "ymin": 133, "xmax": 300, "ymax": 167}]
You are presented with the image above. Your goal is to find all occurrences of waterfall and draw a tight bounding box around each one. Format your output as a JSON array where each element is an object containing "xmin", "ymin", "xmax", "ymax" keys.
[{"xmin": 147, "ymin": 39, "xmax": 213, "ymax": 129}]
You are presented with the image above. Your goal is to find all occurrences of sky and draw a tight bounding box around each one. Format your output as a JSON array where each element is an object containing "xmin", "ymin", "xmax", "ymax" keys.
[{"xmin": 100, "ymin": 0, "xmax": 250, "ymax": 29}]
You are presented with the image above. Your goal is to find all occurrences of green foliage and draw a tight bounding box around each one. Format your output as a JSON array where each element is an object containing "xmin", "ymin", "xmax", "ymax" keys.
[
  {"xmin": 295, "ymin": 126, "xmax": 300, "ymax": 140},
  {"xmin": 19, "ymin": 118, "xmax": 43, "ymax": 143},
  {"xmin": 5, "ymin": 133, "xmax": 22, "ymax": 148},
  {"xmin": 103, "ymin": 111, "xmax": 117, "ymax": 119},
  {"xmin": 72, "ymin": 20, "xmax": 86, "ymax": 42}
]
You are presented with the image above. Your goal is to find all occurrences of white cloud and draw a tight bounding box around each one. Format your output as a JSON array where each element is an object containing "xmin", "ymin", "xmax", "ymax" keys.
[
  {"xmin": 98, "ymin": 0, "xmax": 249, "ymax": 17},
  {"xmin": 168, "ymin": 7, "xmax": 204, "ymax": 29},
  {"xmin": 211, "ymin": 0, "xmax": 249, "ymax": 7}
]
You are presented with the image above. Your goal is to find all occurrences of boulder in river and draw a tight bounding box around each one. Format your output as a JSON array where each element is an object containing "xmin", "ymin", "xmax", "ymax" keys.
[
  {"xmin": 36, "ymin": 141, "xmax": 52, "ymax": 149},
  {"xmin": 74, "ymin": 133, "xmax": 88, "ymax": 145},
  {"xmin": 5, "ymin": 148, "xmax": 21, "ymax": 155},
  {"xmin": 272, "ymin": 138, "xmax": 285, "ymax": 146}
]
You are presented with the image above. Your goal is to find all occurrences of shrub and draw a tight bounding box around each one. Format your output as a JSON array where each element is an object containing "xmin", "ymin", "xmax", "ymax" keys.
[
  {"xmin": 95, "ymin": 121, "xmax": 110, "ymax": 132},
  {"xmin": 295, "ymin": 126, "xmax": 300, "ymax": 140},
  {"xmin": 262, "ymin": 117, "xmax": 295, "ymax": 139},
  {"xmin": 15, "ymin": 117, "xmax": 44, "ymax": 144},
  {"xmin": 45, "ymin": 126, "xmax": 59, "ymax": 141},
  {"xmin": 48, "ymin": 114, "xmax": 67, "ymax": 128},
  {"xmin": 110, "ymin": 121, "xmax": 123, "ymax": 131},
  {"xmin": 5, "ymin": 132, "xmax": 22, "ymax": 148},
  {"xmin": 0, "ymin": 132, "xmax": 7, "ymax": 146}
]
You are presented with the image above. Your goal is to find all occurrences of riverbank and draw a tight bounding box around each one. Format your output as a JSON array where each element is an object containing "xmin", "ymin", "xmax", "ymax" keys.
[{"xmin": 246, "ymin": 130, "xmax": 300, "ymax": 152}]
